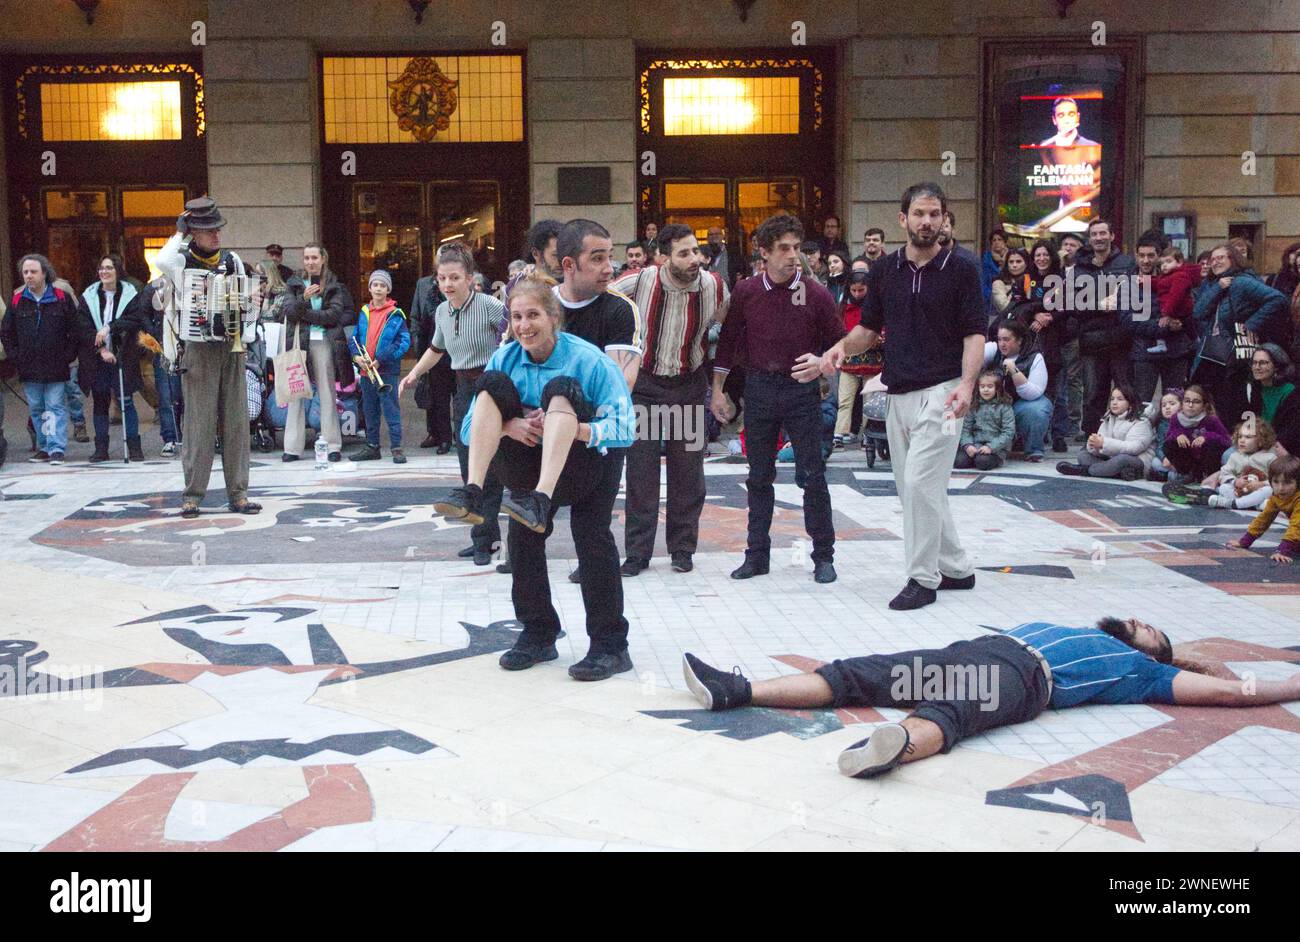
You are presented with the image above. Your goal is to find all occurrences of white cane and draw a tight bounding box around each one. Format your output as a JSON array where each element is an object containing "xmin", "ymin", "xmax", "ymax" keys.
[{"xmin": 113, "ymin": 332, "xmax": 129, "ymax": 463}]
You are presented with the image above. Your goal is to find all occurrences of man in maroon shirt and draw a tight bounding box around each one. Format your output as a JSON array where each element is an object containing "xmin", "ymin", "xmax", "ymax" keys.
[{"xmin": 711, "ymin": 214, "xmax": 845, "ymax": 583}]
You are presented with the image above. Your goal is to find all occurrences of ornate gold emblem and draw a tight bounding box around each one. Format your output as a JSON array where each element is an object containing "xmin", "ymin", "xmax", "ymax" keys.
[{"xmin": 387, "ymin": 57, "xmax": 459, "ymax": 142}]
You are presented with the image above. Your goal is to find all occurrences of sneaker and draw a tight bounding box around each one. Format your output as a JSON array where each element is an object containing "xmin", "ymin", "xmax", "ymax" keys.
[
  {"xmin": 1026, "ymin": 453, "xmax": 1044, "ymax": 463},
  {"xmin": 671, "ymin": 552, "xmax": 693, "ymax": 573},
  {"xmin": 434, "ymin": 484, "xmax": 485, "ymax": 525},
  {"xmin": 1162, "ymin": 482, "xmax": 1194, "ymax": 500},
  {"xmin": 328, "ymin": 452, "xmax": 341, "ymax": 463},
  {"xmin": 349, "ymin": 444, "xmax": 382, "ymax": 461},
  {"xmin": 568, "ymin": 649, "xmax": 633, "ymax": 682},
  {"xmin": 48, "ymin": 453, "xmax": 65, "ymax": 465},
  {"xmin": 1208, "ymin": 495, "xmax": 1228, "ymax": 509},
  {"xmin": 1056, "ymin": 461, "xmax": 1087, "ymax": 476},
  {"xmin": 888, "ymin": 579, "xmax": 937, "ymax": 611},
  {"xmin": 29, "ymin": 451, "xmax": 50, "ymax": 463},
  {"xmin": 73, "ymin": 423, "xmax": 89, "ymax": 444},
  {"xmin": 837, "ymin": 723, "xmax": 913, "ymax": 779},
  {"xmin": 938, "ymin": 573, "xmax": 975, "ymax": 590},
  {"xmin": 161, "ymin": 441, "xmax": 177, "ymax": 458},
  {"xmin": 682, "ymin": 653, "xmax": 752, "ymax": 711},
  {"xmin": 620, "ymin": 557, "xmax": 649, "ymax": 577},
  {"xmin": 498, "ymin": 637, "xmax": 559, "ymax": 671},
  {"xmin": 1181, "ymin": 488, "xmax": 1211, "ymax": 505},
  {"xmin": 391, "ymin": 448, "xmax": 407, "ymax": 464},
  {"xmin": 502, "ymin": 490, "xmax": 551, "ymax": 534}
]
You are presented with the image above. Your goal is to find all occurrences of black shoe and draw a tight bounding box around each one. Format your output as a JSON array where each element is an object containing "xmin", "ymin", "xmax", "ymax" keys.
[
  {"xmin": 502, "ymin": 490, "xmax": 551, "ymax": 534},
  {"xmin": 620, "ymin": 557, "xmax": 649, "ymax": 577},
  {"xmin": 391, "ymin": 448, "xmax": 407, "ymax": 464},
  {"xmin": 436, "ymin": 443, "xmax": 451, "ymax": 455},
  {"xmin": 457, "ymin": 545, "xmax": 477, "ymax": 558},
  {"xmin": 127, "ymin": 437, "xmax": 144, "ymax": 462},
  {"xmin": 473, "ymin": 548, "xmax": 492, "ymax": 566},
  {"xmin": 814, "ymin": 561, "xmax": 837, "ymax": 584},
  {"xmin": 499, "ymin": 637, "xmax": 559, "ymax": 671},
  {"xmin": 282, "ymin": 453, "xmax": 300, "ymax": 462},
  {"xmin": 435, "ymin": 483, "xmax": 485, "ymax": 525},
  {"xmin": 349, "ymin": 444, "xmax": 382, "ymax": 461},
  {"xmin": 89, "ymin": 443, "xmax": 110, "ymax": 463},
  {"xmin": 938, "ymin": 573, "xmax": 975, "ymax": 590},
  {"xmin": 496, "ymin": 559, "xmax": 513, "ymax": 574},
  {"xmin": 420, "ymin": 435, "xmax": 438, "ymax": 449},
  {"xmin": 569, "ymin": 649, "xmax": 634, "ymax": 682},
  {"xmin": 1052, "ymin": 437, "xmax": 1068, "ymax": 453},
  {"xmin": 888, "ymin": 579, "xmax": 937, "ymax": 611},
  {"xmin": 682, "ymin": 653, "xmax": 752, "ymax": 711},
  {"xmin": 1117, "ymin": 465, "xmax": 1143, "ymax": 482},
  {"xmin": 328, "ymin": 451, "xmax": 341, "ymax": 463},
  {"xmin": 567, "ymin": 567, "xmax": 581, "ymax": 584},
  {"xmin": 730, "ymin": 557, "xmax": 770, "ymax": 580},
  {"xmin": 837, "ymin": 723, "xmax": 913, "ymax": 779},
  {"xmin": 29, "ymin": 451, "xmax": 50, "ymax": 463},
  {"xmin": 48, "ymin": 453, "xmax": 65, "ymax": 465},
  {"xmin": 671, "ymin": 552, "xmax": 693, "ymax": 573},
  {"xmin": 1056, "ymin": 461, "xmax": 1087, "ymax": 476}
]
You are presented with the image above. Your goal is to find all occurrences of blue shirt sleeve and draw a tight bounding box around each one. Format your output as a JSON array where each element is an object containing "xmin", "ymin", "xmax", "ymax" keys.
[{"xmin": 586, "ymin": 355, "xmax": 635, "ymax": 452}]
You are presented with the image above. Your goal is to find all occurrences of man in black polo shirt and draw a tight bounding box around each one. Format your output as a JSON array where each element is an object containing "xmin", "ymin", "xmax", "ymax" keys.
[
  {"xmin": 712, "ymin": 214, "xmax": 844, "ymax": 584},
  {"xmin": 820, "ymin": 183, "xmax": 986, "ymax": 610},
  {"xmin": 552, "ymin": 218, "xmax": 643, "ymax": 586}
]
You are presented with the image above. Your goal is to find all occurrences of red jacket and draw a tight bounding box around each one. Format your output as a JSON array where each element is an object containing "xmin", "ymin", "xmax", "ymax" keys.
[{"xmin": 1154, "ymin": 262, "xmax": 1200, "ymax": 321}]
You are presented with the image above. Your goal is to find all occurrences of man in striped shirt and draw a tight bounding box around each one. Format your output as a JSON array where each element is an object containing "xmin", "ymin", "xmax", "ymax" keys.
[
  {"xmin": 611, "ymin": 224, "xmax": 728, "ymax": 576},
  {"xmin": 682, "ymin": 617, "xmax": 1300, "ymax": 779},
  {"xmin": 399, "ymin": 242, "xmax": 508, "ymax": 565}
]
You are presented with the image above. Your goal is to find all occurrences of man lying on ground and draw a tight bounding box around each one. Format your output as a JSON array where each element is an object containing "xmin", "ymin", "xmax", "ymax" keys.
[{"xmin": 682, "ymin": 618, "xmax": 1300, "ymax": 779}]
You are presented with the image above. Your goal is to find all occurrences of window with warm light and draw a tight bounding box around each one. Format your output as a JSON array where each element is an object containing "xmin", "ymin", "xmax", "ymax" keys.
[
  {"xmin": 40, "ymin": 81, "xmax": 183, "ymax": 141},
  {"xmin": 663, "ymin": 76, "xmax": 799, "ymax": 136},
  {"xmin": 323, "ymin": 56, "xmax": 523, "ymax": 144}
]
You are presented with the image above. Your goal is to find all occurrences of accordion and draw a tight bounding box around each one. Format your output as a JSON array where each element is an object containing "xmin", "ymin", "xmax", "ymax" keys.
[{"xmin": 176, "ymin": 263, "xmax": 261, "ymax": 345}]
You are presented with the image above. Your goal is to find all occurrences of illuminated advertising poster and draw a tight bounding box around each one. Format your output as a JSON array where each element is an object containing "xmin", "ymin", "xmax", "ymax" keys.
[
  {"xmin": 1019, "ymin": 90, "xmax": 1103, "ymax": 234},
  {"xmin": 987, "ymin": 52, "xmax": 1128, "ymax": 242}
]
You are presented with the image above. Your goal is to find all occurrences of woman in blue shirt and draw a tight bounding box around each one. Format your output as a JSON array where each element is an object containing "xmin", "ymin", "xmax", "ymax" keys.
[{"xmin": 435, "ymin": 274, "xmax": 637, "ymax": 682}]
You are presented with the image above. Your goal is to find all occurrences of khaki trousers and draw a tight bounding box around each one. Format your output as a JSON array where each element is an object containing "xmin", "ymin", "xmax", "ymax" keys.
[
  {"xmin": 284, "ymin": 338, "xmax": 341, "ymax": 456},
  {"xmin": 180, "ymin": 341, "xmax": 250, "ymax": 504},
  {"xmin": 835, "ymin": 371, "xmax": 864, "ymax": 437},
  {"xmin": 885, "ymin": 378, "xmax": 973, "ymax": 589}
]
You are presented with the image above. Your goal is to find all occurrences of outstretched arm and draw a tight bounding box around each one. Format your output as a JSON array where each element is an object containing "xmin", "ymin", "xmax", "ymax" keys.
[{"xmin": 1171, "ymin": 668, "xmax": 1300, "ymax": 707}]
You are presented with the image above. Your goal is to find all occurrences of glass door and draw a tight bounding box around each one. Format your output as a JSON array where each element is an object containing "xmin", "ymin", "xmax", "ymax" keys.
[
  {"xmin": 354, "ymin": 182, "xmax": 423, "ymax": 308},
  {"xmin": 43, "ymin": 188, "xmax": 110, "ymax": 287},
  {"xmin": 121, "ymin": 187, "xmax": 187, "ymax": 280},
  {"xmin": 658, "ymin": 176, "xmax": 803, "ymax": 260},
  {"xmin": 427, "ymin": 181, "xmax": 501, "ymax": 282}
]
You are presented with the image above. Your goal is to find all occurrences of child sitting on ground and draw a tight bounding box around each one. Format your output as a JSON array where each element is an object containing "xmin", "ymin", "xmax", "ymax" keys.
[
  {"xmin": 1166, "ymin": 418, "xmax": 1277, "ymax": 508},
  {"xmin": 1161, "ymin": 384, "xmax": 1231, "ymax": 486},
  {"xmin": 1146, "ymin": 389, "xmax": 1181, "ymax": 481},
  {"xmin": 1227, "ymin": 456, "xmax": 1300, "ymax": 564},
  {"xmin": 954, "ymin": 370, "xmax": 1015, "ymax": 471},
  {"xmin": 1056, "ymin": 383, "xmax": 1154, "ymax": 480}
]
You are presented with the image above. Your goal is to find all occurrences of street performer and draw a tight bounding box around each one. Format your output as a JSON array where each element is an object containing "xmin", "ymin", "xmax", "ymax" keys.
[{"xmin": 156, "ymin": 196, "xmax": 262, "ymax": 519}]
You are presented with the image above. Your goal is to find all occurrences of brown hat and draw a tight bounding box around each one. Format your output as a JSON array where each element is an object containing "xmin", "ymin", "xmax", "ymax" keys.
[{"xmin": 183, "ymin": 196, "xmax": 226, "ymax": 231}]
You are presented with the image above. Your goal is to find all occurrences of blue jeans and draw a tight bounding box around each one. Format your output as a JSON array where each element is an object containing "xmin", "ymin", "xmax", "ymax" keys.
[
  {"xmin": 25, "ymin": 382, "xmax": 69, "ymax": 454},
  {"xmin": 153, "ymin": 355, "xmax": 182, "ymax": 444},
  {"xmin": 360, "ymin": 371, "xmax": 402, "ymax": 448},
  {"xmin": 1013, "ymin": 396, "xmax": 1053, "ymax": 457},
  {"xmin": 92, "ymin": 387, "xmax": 139, "ymax": 442},
  {"xmin": 1051, "ymin": 372, "xmax": 1072, "ymax": 439},
  {"xmin": 64, "ymin": 367, "xmax": 85, "ymax": 424}
]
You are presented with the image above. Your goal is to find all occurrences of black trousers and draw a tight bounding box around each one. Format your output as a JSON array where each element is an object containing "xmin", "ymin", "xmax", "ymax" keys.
[
  {"xmin": 816, "ymin": 635, "xmax": 1050, "ymax": 752},
  {"xmin": 1134, "ymin": 356, "xmax": 1189, "ymax": 405},
  {"xmin": 425, "ymin": 355, "xmax": 455, "ymax": 444},
  {"xmin": 453, "ymin": 373, "xmax": 503, "ymax": 551},
  {"xmin": 743, "ymin": 371, "xmax": 835, "ymax": 563},
  {"xmin": 1080, "ymin": 346, "xmax": 1133, "ymax": 435},
  {"xmin": 624, "ymin": 368, "xmax": 707, "ymax": 560},
  {"xmin": 476, "ymin": 370, "xmax": 630, "ymax": 654}
]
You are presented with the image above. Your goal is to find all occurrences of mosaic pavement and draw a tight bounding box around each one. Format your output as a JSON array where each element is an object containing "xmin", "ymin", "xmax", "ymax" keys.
[{"xmin": 2, "ymin": 411, "xmax": 1299, "ymax": 851}]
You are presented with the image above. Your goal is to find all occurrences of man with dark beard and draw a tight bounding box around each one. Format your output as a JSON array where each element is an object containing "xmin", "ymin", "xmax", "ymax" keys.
[
  {"xmin": 612, "ymin": 223, "xmax": 728, "ymax": 576},
  {"xmin": 818, "ymin": 183, "xmax": 986, "ymax": 610}
]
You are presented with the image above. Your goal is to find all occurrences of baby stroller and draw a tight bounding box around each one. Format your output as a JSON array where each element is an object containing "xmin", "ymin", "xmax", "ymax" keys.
[{"xmin": 861, "ymin": 377, "xmax": 890, "ymax": 468}]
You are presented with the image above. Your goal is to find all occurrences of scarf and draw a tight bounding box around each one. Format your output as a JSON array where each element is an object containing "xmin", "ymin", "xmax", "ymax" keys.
[{"xmin": 1176, "ymin": 411, "xmax": 1207, "ymax": 430}]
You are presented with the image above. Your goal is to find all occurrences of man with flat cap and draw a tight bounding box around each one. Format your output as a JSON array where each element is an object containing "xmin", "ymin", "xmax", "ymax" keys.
[{"xmin": 156, "ymin": 196, "xmax": 261, "ymax": 519}]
